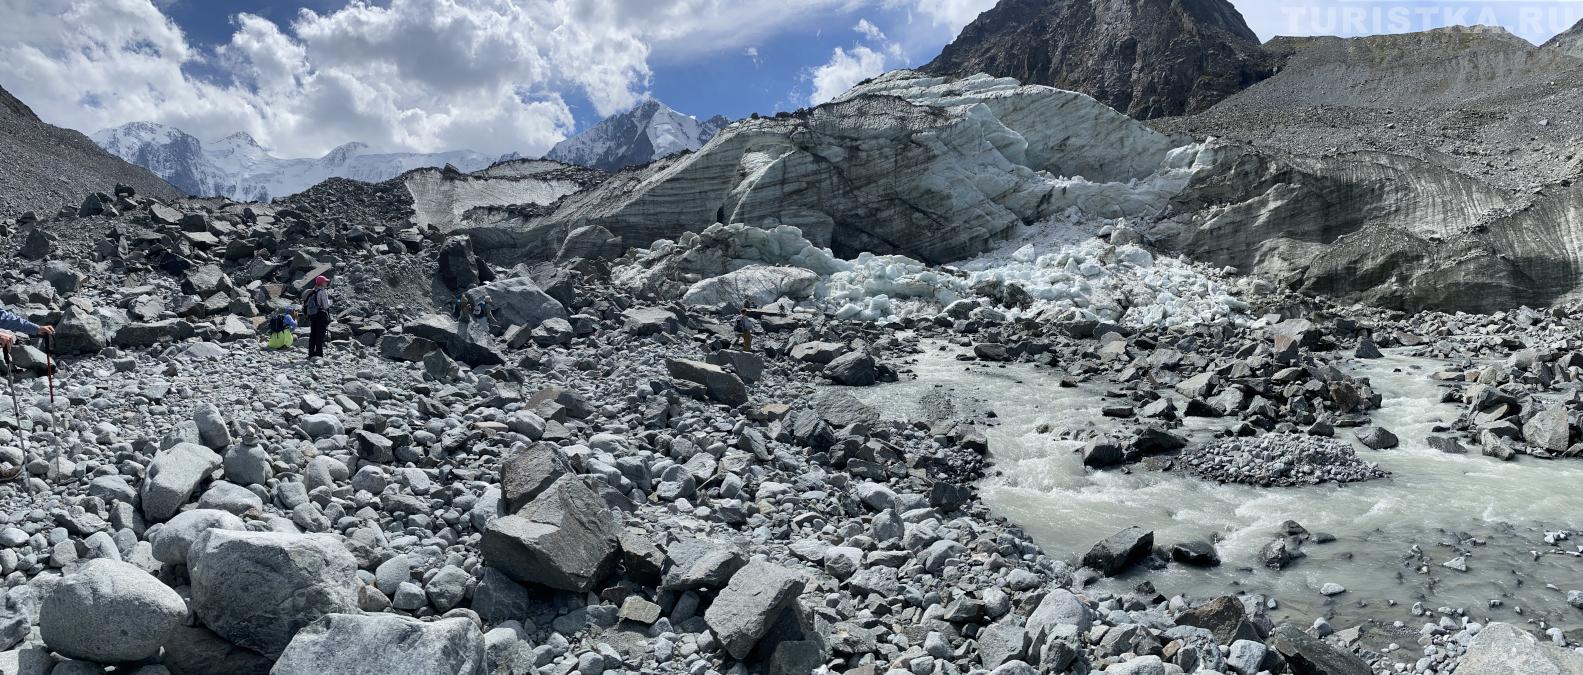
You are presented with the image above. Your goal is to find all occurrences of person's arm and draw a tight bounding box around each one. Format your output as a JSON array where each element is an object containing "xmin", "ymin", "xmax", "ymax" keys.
[
  {"xmin": 0, "ymin": 308, "xmax": 40, "ymax": 336},
  {"xmin": 319, "ymin": 290, "xmax": 333, "ymax": 311}
]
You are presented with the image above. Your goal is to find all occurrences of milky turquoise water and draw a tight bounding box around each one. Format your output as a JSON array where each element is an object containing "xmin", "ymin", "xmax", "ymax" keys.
[{"xmin": 846, "ymin": 341, "xmax": 1583, "ymax": 635}]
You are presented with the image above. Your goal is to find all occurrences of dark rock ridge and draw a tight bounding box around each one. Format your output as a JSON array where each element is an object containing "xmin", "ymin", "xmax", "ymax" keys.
[
  {"xmin": 923, "ymin": 0, "xmax": 1276, "ymax": 119},
  {"xmin": 1153, "ymin": 26, "xmax": 1583, "ymax": 312},
  {"xmin": 1542, "ymin": 17, "xmax": 1583, "ymax": 58},
  {"xmin": 0, "ymin": 85, "xmax": 183, "ymax": 218}
]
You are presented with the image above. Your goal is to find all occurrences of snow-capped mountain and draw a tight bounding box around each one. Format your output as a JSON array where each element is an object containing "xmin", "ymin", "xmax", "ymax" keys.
[
  {"xmin": 92, "ymin": 122, "xmax": 496, "ymax": 202},
  {"xmin": 545, "ymin": 99, "xmax": 729, "ymax": 171}
]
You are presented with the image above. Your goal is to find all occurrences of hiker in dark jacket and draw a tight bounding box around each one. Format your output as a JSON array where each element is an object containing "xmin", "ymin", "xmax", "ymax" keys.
[
  {"xmin": 303, "ymin": 276, "xmax": 333, "ymax": 359},
  {"xmin": 0, "ymin": 307, "xmax": 53, "ymax": 351},
  {"xmin": 733, "ymin": 301, "xmax": 756, "ymax": 352}
]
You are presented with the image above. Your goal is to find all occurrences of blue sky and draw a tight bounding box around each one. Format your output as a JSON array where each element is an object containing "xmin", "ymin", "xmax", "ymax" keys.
[{"xmin": 1, "ymin": 0, "xmax": 1579, "ymax": 159}]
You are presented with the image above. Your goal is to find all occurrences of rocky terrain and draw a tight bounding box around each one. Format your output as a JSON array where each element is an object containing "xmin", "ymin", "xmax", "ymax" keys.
[
  {"xmin": 923, "ymin": 0, "xmax": 1275, "ymax": 119},
  {"xmin": 2, "ymin": 3, "xmax": 1583, "ymax": 673},
  {"xmin": 0, "ymin": 170, "xmax": 1579, "ymax": 673},
  {"xmin": 0, "ymin": 85, "xmax": 183, "ymax": 218}
]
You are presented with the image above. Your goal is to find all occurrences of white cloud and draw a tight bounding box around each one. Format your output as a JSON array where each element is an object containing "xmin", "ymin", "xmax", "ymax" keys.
[
  {"xmin": 854, "ymin": 18, "xmax": 887, "ymax": 42},
  {"xmin": 808, "ymin": 45, "xmax": 890, "ymax": 105},
  {"xmin": 0, "ymin": 0, "xmax": 874, "ymax": 158},
  {"xmin": 883, "ymin": 0, "xmax": 997, "ymax": 38}
]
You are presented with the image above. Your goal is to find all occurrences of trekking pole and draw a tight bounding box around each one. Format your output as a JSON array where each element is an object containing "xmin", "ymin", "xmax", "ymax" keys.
[
  {"xmin": 43, "ymin": 333, "xmax": 54, "ymax": 406},
  {"xmin": 1, "ymin": 343, "xmax": 25, "ymax": 484}
]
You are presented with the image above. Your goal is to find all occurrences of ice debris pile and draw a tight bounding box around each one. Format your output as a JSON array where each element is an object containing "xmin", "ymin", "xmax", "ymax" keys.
[{"xmin": 619, "ymin": 220, "xmax": 1252, "ymax": 328}]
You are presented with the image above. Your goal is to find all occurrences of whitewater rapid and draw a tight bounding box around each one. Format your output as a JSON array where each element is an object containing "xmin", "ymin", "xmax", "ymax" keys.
[{"xmin": 845, "ymin": 340, "xmax": 1583, "ymax": 638}]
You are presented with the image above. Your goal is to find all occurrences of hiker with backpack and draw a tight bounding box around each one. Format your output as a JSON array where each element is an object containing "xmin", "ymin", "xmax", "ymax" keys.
[
  {"xmin": 303, "ymin": 276, "xmax": 333, "ymax": 360},
  {"xmin": 265, "ymin": 309, "xmax": 298, "ymax": 350},
  {"xmin": 733, "ymin": 301, "xmax": 757, "ymax": 352}
]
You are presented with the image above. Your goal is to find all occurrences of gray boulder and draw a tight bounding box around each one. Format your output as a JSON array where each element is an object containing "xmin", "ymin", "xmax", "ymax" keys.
[
  {"xmin": 666, "ymin": 358, "xmax": 748, "ymax": 406},
  {"xmin": 823, "ymin": 351, "xmax": 877, "ymax": 386},
  {"xmin": 705, "ymin": 350, "xmax": 764, "ymax": 384},
  {"xmin": 472, "ymin": 567, "xmax": 532, "ymax": 624},
  {"xmin": 113, "ymin": 319, "xmax": 195, "ymax": 348},
  {"xmin": 1524, "ymin": 404, "xmax": 1572, "ymax": 454},
  {"xmin": 0, "ymin": 586, "xmax": 35, "ymax": 651},
  {"xmin": 438, "ymin": 237, "xmax": 490, "ymax": 291},
  {"xmin": 140, "ymin": 442, "xmax": 222, "ymax": 522},
  {"xmin": 500, "ymin": 443, "xmax": 573, "ymax": 513},
  {"xmin": 53, "ymin": 305, "xmax": 107, "ymax": 355},
  {"xmin": 1082, "ymin": 527, "xmax": 1154, "ymax": 575},
  {"xmin": 481, "ymin": 474, "xmax": 619, "ymax": 592},
  {"xmin": 482, "ymin": 277, "xmax": 567, "ymax": 328},
  {"xmin": 150, "ymin": 509, "xmax": 246, "ymax": 566},
  {"xmin": 40, "ymin": 559, "xmax": 185, "ymax": 663},
  {"xmin": 379, "ymin": 334, "xmax": 437, "ymax": 361},
  {"xmin": 273, "ymin": 614, "xmax": 485, "ymax": 675},
  {"xmin": 1354, "ymin": 426, "xmax": 1399, "ymax": 450},
  {"xmin": 1267, "ymin": 624, "xmax": 1372, "ymax": 675},
  {"xmin": 1456, "ymin": 622, "xmax": 1583, "ymax": 675},
  {"xmin": 662, "ymin": 537, "xmax": 747, "ymax": 591},
  {"xmin": 189, "ymin": 530, "xmax": 359, "ymax": 657},
  {"xmin": 193, "ymin": 403, "xmax": 231, "ymax": 450},
  {"xmin": 622, "ymin": 307, "xmax": 681, "ymax": 335},
  {"xmin": 704, "ymin": 560, "xmax": 808, "ymax": 660}
]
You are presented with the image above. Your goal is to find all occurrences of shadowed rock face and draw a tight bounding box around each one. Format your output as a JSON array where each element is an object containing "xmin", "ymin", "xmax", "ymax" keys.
[
  {"xmin": 923, "ymin": 0, "xmax": 1275, "ymax": 119},
  {"xmin": 0, "ymin": 84, "xmax": 183, "ymax": 216},
  {"xmin": 1162, "ymin": 144, "xmax": 1583, "ymax": 313}
]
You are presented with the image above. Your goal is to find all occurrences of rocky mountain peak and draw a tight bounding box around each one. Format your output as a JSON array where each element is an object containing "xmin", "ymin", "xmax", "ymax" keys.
[
  {"xmin": 544, "ymin": 98, "xmax": 728, "ymax": 171},
  {"xmin": 1543, "ymin": 17, "xmax": 1583, "ymax": 57},
  {"xmin": 923, "ymin": 0, "xmax": 1275, "ymax": 119}
]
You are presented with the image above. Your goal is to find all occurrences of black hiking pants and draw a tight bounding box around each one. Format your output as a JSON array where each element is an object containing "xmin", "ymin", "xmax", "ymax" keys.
[{"xmin": 308, "ymin": 313, "xmax": 329, "ymax": 358}]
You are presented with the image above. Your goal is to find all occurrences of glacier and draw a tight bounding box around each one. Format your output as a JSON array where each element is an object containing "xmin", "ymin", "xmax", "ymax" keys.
[{"xmin": 92, "ymin": 122, "xmax": 495, "ymax": 202}]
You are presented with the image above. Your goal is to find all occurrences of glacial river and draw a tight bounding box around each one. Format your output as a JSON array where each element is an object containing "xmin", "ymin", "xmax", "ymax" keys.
[{"xmin": 846, "ymin": 340, "xmax": 1583, "ymax": 638}]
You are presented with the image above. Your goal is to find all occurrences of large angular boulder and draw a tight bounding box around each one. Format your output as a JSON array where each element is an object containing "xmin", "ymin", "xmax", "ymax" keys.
[
  {"xmin": 1456, "ymin": 622, "xmax": 1583, "ymax": 675},
  {"xmin": 481, "ymin": 474, "xmax": 619, "ymax": 592},
  {"xmin": 666, "ymin": 358, "xmax": 748, "ymax": 406},
  {"xmin": 1523, "ymin": 404, "xmax": 1572, "ymax": 454},
  {"xmin": 480, "ymin": 277, "xmax": 567, "ymax": 328},
  {"xmin": 1082, "ymin": 527, "xmax": 1154, "ymax": 576},
  {"xmin": 500, "ymin": 442, "xmax": 573, "ymax": 513},
  {"xmin": 662, "ymin": 536, "xmax": 748, "ymax": 591},
  {"xmin": 189, "ymin": 531, "xmax": 360, "ymax": 658},
  {"xmin": 438, "ymin": 237, "xmax": 492, "ymax": 291},
  {"xmin": 113, "ymin": 319, "xmax": 196, "ymax": 348},
  {"xmin": 52, "ymin": 304, "xmax": 108, "ymax": 355},
  {"xmin": 273, "ymin": 614, "xmax": 486, "ymax": 675},
  {"xmin": 622, "ymin": 307, "xmax": 681, "ymax": 335},
  {"xmin": 141, "ymin": 442, "xmax": 222, "ymax": 522},
  {"xmin": 681, "ymin": 265, "xmax": 819, "ymax": 307},
  {"xmin": 1267, "ymin": 624, "xmax": 1372, "ymax": 675},
  {"xmin": 181, "ymin": 264, "xmax": 235, "ymax": 298},
  {"xmin": 823, "ymin": 351, "xmax": 877, "ymax": 386},
  {"xmin": 404, "ymin": 314, "xmax": 505, "ymax": 367},
  {"xmin": 704, "ymin": 560, "xmax": 808, "ymax": 660},
  {"xmin": 39, "ymin": 559, "xmax": 186, "ymax": 663},
  {"xmin": 379, "ymin": 334, "xmax": 437, "ymax": 362}
]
